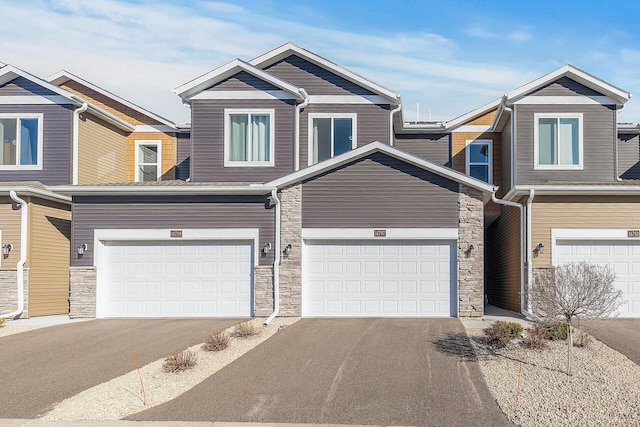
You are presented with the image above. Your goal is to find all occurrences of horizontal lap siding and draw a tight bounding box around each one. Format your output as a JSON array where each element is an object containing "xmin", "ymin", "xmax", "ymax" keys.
[
  {"xmin": 71, "ymin": 195, "xmax": 275, "ymax": 267},
  {"xmin": 78, "ymin": 112, "xmax": 127, "ymax": 184},
  {"xmin": 209, "ymin": 72, "xmax": 280, "ymax": 91},
  {"xmin": 531, "ymin": 196, "xmax": 640, "ymax": 268},
  {"xmin": 531, "ymin": 77, "xmax": 603, "ymax": 97},
  {"xmin": 515, "ymin": 103, "xmax": 616, "ymax": 184},
  {"xmin": 299, "ymin": 104, "xmax": 390, "ymax": 168},
  {"xmin": 618, "ymin": 134, "xmax": 640, "ymax": 180},
  {"xmin": 175, "ymin": 132, "xmax": 191, "ymax": 181},
  {"xmin": 0, "ymin": 104, "xmax": 72, "ymax": 185},
  {"xmin": 501, "ymin": 121, "xmax": 512, "ymax": 194},
  {"xmin": 0, "ymin": 198, "xmax": 22, "ymax": 269},
  {"xmin": 191, "ymin": 99, "xmax": 295, "ymax": 182},
  {"xmin": 0, "ymin": 77, "xmax": 59, "ymax": 96},
  {"xmin": 28, "ymin": 200, "xmax": 71, "ymax": 316},
  {"xmin": 302, "ymin": 152, "xmax": 458, "ymax": 228},
  {"xmin": 264, "ymin": 55, "xmax": 376, "ymax": 96},
  {"xmin": 393, "ymin": 134, "xmax": 450, "ymax": 166}
]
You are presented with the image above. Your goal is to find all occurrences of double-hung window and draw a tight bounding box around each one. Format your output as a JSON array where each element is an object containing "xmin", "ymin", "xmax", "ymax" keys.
[
  {"xmin": 466, "ymin": 139, "xmax": 492, "ymax": 183},
  {"xmin": 135, "ymin": 140, "xmax": 161, "ymax": 182},
  {"xmin": 0, "ymin": 114, "xmax": 43, "ymax": 169},
  {"xmin": 308, "ymin": 113, "xmax": 356, "ymax": 165},
  {"xmin": 224, "ymin": 109, "xmax": 274, "ymax": 167},
  {"xmin": 534, "ymin": 113, "xmax": 583, "ymax": 170}
]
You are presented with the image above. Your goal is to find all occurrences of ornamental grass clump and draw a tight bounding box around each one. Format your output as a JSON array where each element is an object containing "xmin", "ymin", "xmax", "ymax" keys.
[
  {"xmin": 163, "ymin": 349, "xmax": 197, "ymax": 373},
  {"xmin": 203, "ymin": 329, "xmax": 230, "ymax": 352},
  {"xmin": 232, "ymin": 320, "xmax": 261, "ymax": 338}
]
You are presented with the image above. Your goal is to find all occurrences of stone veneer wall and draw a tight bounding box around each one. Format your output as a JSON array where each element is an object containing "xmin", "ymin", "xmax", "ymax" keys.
[
  {"xmin": 69, "ymin": 266, "xmax": 97, "ymax": 318},
  {"xmin": 254, "ymin": 265, "xmax": 274, "ymax": 317},
  {"xmin": 458, "ymin": 184, "xmax": 484, "ymax": 317},
  {"xmin": 0, "ymin": 268, "xmax": 30, "ymax": 318},
  {"xmin": 278, "ymin": 184, "xmax": 302, "ymax": 316}
]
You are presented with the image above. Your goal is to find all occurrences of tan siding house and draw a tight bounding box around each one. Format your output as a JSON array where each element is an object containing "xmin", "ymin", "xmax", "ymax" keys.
[{"xmin": 78, "ymin": 113, "xmax": 128, "ymax": 184}]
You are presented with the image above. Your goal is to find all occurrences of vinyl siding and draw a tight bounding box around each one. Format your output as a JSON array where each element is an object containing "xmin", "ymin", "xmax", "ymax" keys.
[
  {"xmin": 126, "ymin": 132, "xmax": 176, "ymax": 181},
  {"xmin": 515, "ymin": 103, "xmax": 616, "ymax": 184},
  {"xmin": 618, "ymin": 133, "xmax": 640, "ymax": 180},
  {"xmin": 531, "ymin": 196, "xmax": 640, "ymax": 269},
  {"xmin": 208, "ymin": 71, "xmax": 281, "ymax": 91},
  {"xmin": 0, "ymin": 77, "xmax": 59, "ymax": 97},
  {"xmin": 501, "ymin": 117, "xmax": 513, "ymax": 194},
  {"xmin": 0, "ymin": 197, "xmax": 22, "ymax": 269},
  {"xmin": 190, "ymin": 98, "xmax": 295, "ymax": 182},
  {"xmin": 299, "ymin": 104, "xmax": 390, "ymax": 168},
  {"xmin": 175, "ymin": 132, "xmax": 191, "ymax": 181},
  {"xmin": 468, "ymin": 110, "xmax": 497, "ymax": 125},
  {"xmin": 0, "ymin": 104, "xmax": 73, "ymax": 185},
  {"xmin": 28, "ymin": 200, "xmax": 71, "ymax": 316},
  {"xmin": 302, "ymin": 152, "xmax": 459, "ymax": 228},
  {"xmin": 531, "ymin": 77, "xmax": 603, "ymax": 97},
  {"xmin": 393, "ymin": 133, "xmax": 450, "ymax": 166},
  {"xmin": 77, "ymin": 112, "xmax": 128, "ymax": 184},
  {"xmin": 485, "ymin": 200, "xmax": 522, "ymax": 312},
  {"xmin": 264, "ymin": 55, "xmax": 376, "ymax": 96},
  {"xmin": 71, "ymin": 195, "xmax": 275, "ymax": 266}
]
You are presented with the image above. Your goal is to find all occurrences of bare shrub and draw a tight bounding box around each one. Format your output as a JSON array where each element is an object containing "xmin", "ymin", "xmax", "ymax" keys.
[
  {"xmin": 163, "ymin": 349, "xmax": 197, "ymax": 373},
  {"xmin": 532, "ymin": 262, "xmax": 622, "ymax": 375},
  {"xmin": 521, "ymin": 324, "xmax": 548, "ymax": 350},
  {"xmin": 203, "ymin": 329, "xmax": 230, "ymax": 352},
  {"xmin": 573, "ymin": 330, "xmax": 593, "ymax": 349},
  {"xmin": 0, "ymin": 318, "xmax": 5, "ymax": 328},
  {"xmin": 233, "ymin": 321, "xmax": 261, "ymax": 338},
  {"xmin": 483, "ymin": 322, "xmax": 513, "ymax": 349}
]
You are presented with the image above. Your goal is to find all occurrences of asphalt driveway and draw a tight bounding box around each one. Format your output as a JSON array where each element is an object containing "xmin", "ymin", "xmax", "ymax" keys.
[
  {"xmin": 131, "ymin": 318, "xmax": 511, "ymax": 426},
  {"xmin": 582, "ymin": 318, "xmax": 640, "ymax": 365},
  {"xmin": 0, "ymin": 318, "xmax": 239, "ymax": 419}
]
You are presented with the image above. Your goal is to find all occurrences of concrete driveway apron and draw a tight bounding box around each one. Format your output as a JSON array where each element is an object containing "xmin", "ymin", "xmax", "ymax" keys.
[
  {"xmin": 0, "ymin": 318, "xmax": 239, "ymax": 419},
  {"xmin": 130, "ymin": 318, "xmax": 511, "ymax": 427},
  {"xmin": 582, "ymin": 318, "xmax": 640, "ymax": 365}
]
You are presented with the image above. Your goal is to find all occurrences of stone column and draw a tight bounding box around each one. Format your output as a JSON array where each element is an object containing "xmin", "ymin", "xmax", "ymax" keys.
[
  {"xmin": 458, "ymin": 184, "xmax": 484, "ymax": 317},
  {"xmin": 253, "ymin": 265, "xmax": 274, "ymax": 317},
  {"xmin": 0, "ymin": 268, "xmax": 30, "ymax": 318},
  {"xmin": 69, "ymin": 266, "xmax": 97, "ymax": 318},
  {"xmin": 278, "ymin": 184, "xmax": 302, "ymax": 316}
]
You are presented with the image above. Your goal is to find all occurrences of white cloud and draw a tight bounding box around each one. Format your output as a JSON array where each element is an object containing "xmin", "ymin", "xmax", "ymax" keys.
[{"xmin": 508, "ymin": 30, "xmax": 533, "ymax": 42}]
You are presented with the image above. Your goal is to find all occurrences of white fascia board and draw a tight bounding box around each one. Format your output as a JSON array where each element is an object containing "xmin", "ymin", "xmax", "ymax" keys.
[
  {"xmin": 175, "ymin": 59, "xmax": 302, "ymax": 101},
  {"xmin": 191, "ymin": 90, "xmax": 298, "ymax": 101},
  {"xmin": 302, "ymin": 228, "xmax": 458, "ymax": 240},
  {"xmin": 509, "ymin": 185, "xmax": 640, "ymax": 197},
  {"xmin": 617, "ymin": 123, "xmax": 640, "ymax": 134},
  {"xmin": 134, "ymin": 124, "xmax": 177, "ymax": 133},
  {"xmin": 513, "ymin": 95, "xmax": 618, "ymax": 105},
  {"xmin": 48, "ymin": 70, "xmax": 177, "ymax": 128},
  {"xmin": 445, "ymin": 98, "xmax": 501, "ymax": 131},
  {"xmin": 306, "ymin": 95, "xmax": 391, "ymax": 105},
  {"xmin": 267, "ymin": 141, "xmax": 496, "ymax": 194},
  {"xmin": 0, "ymin": 65, "xmax": 80, "ymax": 105},
  {"xmin": 82, "ymin": 100, "xmax": 135, "ymax": 132},
  {"xmin": 0, "ymin": 187, "xmax": 72, "ymax": 204},
  {"xmin": 396, "ymin": 122, "xmax": 446, "ymax": 133},
  {"xmin": 0, "ymin": 95, "xmax": 73, "ymax": 105},
  {"xmin": 451, "ymin": 125, "xmax": 492, "ymax": 133},
  {"xmin": 50, "ymin": 184, "xmax": 273, "ymax": 196},
  {"xmin": 506, "ymin": 65, "xmax": 630, "ymax": 105},
  {"xmin": 249, "ymin": 43, "xmax": 400, "ymax": 103}
]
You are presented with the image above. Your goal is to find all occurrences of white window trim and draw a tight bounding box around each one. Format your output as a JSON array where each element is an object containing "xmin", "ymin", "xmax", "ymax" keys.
[
  {"xmin": 0, "ymin": 113, "xmax": 44, "ymax": 170},
  {"xmin": 533, "ymin": 113, "xmax": 583, "ymax": 171},
  {"xmin": 224, "ymin": 109, "xmax": 275, "ymax": 167},
  {"xmin": 465, "ymin": 139, "xmax": 492, "ymax": 184},
  {"xmin": 307, "ymin": 113, "xmax": 357, "ymax": 166},
  {"xmin": 134, "ymin": 140, "xmax": 162, "ymax": 182}
]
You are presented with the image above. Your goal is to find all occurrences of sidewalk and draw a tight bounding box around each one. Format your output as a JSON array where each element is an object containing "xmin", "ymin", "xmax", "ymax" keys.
[
  {"xmin": 3, "ymin": 315, "xmax": 91, "ymax": 328},
  {"xmin": 461, "ymin": 304, "xmax": 531, "ymax": 329}
]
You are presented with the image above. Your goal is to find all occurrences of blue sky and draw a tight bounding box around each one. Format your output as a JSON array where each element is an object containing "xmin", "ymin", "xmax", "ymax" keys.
[{"xmin": 2, "ymin": 0, "xmax": 640, "ymax": 124}]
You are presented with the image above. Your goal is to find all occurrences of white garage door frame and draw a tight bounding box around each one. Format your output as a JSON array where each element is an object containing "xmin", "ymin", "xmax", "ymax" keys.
[
  {"xmin": 94, "ymin": 228, "xmax": 260, "ymax": 318},
  {"xmin": 552, "ymin": 228, "xmax": 640, "ymax": 317},
  {"xmin": 301, "ymin": 228, "xmax": 459, "ymax": 318}
]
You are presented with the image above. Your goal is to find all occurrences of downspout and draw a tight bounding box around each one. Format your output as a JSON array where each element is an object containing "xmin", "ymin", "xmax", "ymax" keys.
[
  {"xmin": 526, "ymin": 189, "xmax": 535, "ymax": 315},
  {"xmin": 294, "ymin": 89, "xmax": 310, "ymax": 171},
  {"xmin": 389, "ymin": 102, "xmax": 402, "ymax": 146},
  {"xmin": 491, "ymin": 192, "xmax": 526, "ymax": 315},
  {"xmin": 264, "ymin": 188, "xmax": 281, "ymax": 325},
  {"xmin": 1, "ymin": 191, "xmax": 28, "ymax": 319},
  {"xmin": 615, "ymin": 120, "xmax": 622, "ymax": 182},
  {"xmin": 72, "ymin": 102, "xmax": 89, "ymax": 185},
  {"xmin": 499, "ymin": 98, "xmax": 515, "ymax": 190}
]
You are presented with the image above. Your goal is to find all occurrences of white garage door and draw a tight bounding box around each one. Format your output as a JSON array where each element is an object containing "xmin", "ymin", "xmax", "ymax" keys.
[
  {"xmin": 303, "ymin": 240, "xmax": 456, "ymax": 317},
  {"xmin": 100, "ymin": 241, "xmax": 252, "ymax": 318},
  {"xmin": 556, "ymin": 240, "xmax": 640, "ymax": 317}
]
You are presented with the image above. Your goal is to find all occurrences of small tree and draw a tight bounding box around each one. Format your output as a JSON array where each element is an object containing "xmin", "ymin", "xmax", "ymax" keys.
[{"xmin": 531, "ymin": 262, "xmax": 622, "ymax": 375}]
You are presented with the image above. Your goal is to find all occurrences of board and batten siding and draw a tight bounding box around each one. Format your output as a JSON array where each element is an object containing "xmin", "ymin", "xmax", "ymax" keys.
[
  {"xmin": 393, "ymin": 133, "xmax": 450, "ymax": 166},
  {"xmin": 0, "ymin": 104, "xmax": 73, "ymax": 185},
  {"xmin": 78, "ymin": 112, "xmax": 128, "ymax": 184},
  {"xmin": 530, "ymin": 77, "xmax": 604, "ymax": 97},
  {"xmin": 208, "ymin": 71, "xmax": 281, "ymax": 92},
  {"xmin": 299, "ymin": 104, "xmax": 390, "ymax": 168},
  {"xmin": 264, "ymin": 55, "xmax": 376, "ymax": 96},
  {"xmin": 71, "ymin": 195, "xmax": 275, "ymax": 267},
  {"xmin": 485, "ymin": 200, "xmax": 523, "ymax": 312},
  {"xmin": 302, "ymin": 152, "xmax": 459, "ymax": 228},
  {"xmin": 175, "ymin": 132, "xmax": 191, "ymax": 181},
  {"xmin": 190, "ymin": 98, "xmax": 295, "ymax": 182},
  {"xmin": 0, "ymin": 77, "xmax": 60, "ymax": 97},
  {"xmin": 28, "ymin": 200, "xmax": 71, "ymax": 316},
  {"xmin": 530, "ymin": 196, "xmax": 640, "ymax": 269},
  {"xmin": 0, "ymin": 197, "xmax": 22, "ymax": 269},
  {"xmin": 514, "ymin": 103, "xmax": 617, "ymax": 184},
  {"xmin": 618, "ymin": 133, "xmax": 640, "ymax": 180}
]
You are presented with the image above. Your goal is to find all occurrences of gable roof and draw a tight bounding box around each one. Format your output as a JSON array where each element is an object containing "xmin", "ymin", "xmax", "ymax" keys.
[
  {"xmin": 444, "ymin": 98, "xmax": 501, "ymax": 131},
  {"xmin": 249, "ymin": 43, "xmax": 400, "ymax": 103},
  {"xmin": 48, "ymin": 70, "xmax": 176, "ymax": 128},
  {"xmin": 267, "ymin": 141, "xmax": 496, "ymax": 196},
  {"xmin": 174, "ymin": 58, "xmax": 304, "ymax": 102}
]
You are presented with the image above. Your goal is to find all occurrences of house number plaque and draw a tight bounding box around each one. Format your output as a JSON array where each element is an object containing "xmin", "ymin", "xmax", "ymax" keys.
[
  {"xmin": 628, "ymin": 230, "xmax": 640, "ymax": 238},
  {"xmin": 374, "ymin": 229, "xmax": 387, "ymax": 237},
  {"xmin": 170, "ymin": 230, "xmax": 183, "ymax": 238}
]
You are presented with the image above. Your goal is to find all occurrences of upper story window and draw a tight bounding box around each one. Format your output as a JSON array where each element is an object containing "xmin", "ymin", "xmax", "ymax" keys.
[
  {"xmin": 466, "ymin": 139, "xmax": 492, "ymax": 183},
  {"xmin": 534, "ymin": 113, "xmax": 583, "ymax": 170},
  {"xmin": 308, "ymin": 113, "xmax": 357, "ymax": 165},
  {"xmin": 135, "ymin": 140, "xmax": 161, "ymax": 182},
  {"xmin": 224, "ymin": 109, "xmax": 274, "ymax": 167},
  {"xmin": 0, "ymin": 114, "xmax": 43, "ymax": 170}
]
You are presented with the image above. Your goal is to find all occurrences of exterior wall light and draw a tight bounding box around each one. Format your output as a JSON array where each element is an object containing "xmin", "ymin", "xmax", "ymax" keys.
[
  {"xmin": 77, "ymin": 243, "xmax": 88, "ymax": 256},
  {"xmin": 263, "ymin": 242, "xmax": 272, "ymax": 254},
  {"xmin": 535, "ymin": 243, "xmax": 545, "ymax": 255},
  {"xmin": 2, "ymin": 243, "xmax": 13, "ymax": 258},
  {"xmin": 283, "ymin": 244, "xmax": 292, "ymax": 258},
  {"xmin": 465, "ymin": 244, "xmax": 474, "ymax": 258}
]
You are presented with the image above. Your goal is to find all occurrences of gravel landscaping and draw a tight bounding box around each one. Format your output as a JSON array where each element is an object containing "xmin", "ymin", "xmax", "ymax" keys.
[
  {"xmin": 41, "ymin": 317, "xmax": 299, "ymax": 421},
  {"xmin": 467, "ymin": 327, "xmax": 640, "ymax": 427},
  {"xmin": 0, "ymin": 325, "xmax": 42, "ymax": 338}
]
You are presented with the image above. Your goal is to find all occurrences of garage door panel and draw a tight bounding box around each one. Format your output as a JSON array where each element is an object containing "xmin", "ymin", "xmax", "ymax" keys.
[{"xmin": 303, "ymin": 240, "xmax": 455, "ymax": 317}]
